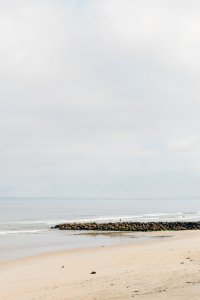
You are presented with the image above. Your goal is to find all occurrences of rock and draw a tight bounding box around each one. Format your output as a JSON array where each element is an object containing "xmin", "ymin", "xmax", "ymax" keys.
[{"xmin": 51, "ymin": 221, "xmax": 200, "ymax": 232}]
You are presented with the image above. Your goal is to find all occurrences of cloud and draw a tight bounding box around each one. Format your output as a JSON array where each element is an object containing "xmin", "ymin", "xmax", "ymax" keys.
[{"xmin": 1, "ymin": 0, "xmax": 200, "ymax": 197}]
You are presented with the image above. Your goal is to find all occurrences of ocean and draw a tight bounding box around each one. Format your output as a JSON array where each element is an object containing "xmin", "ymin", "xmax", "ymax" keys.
[{"xmin": 0, "ymin": 197, "xmax": 200, "ymax": 260}]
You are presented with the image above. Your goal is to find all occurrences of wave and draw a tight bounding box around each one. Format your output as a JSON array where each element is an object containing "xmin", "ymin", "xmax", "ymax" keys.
[
  {"xmin": 1, "ymin": 212, "xmax": 200, "ymax": 235},
  {"xmin": 43, "ymin": 213, "xmax": 200, "ymax": 224},
  {"xmin": 0, "ymin": 229, "xmax": 46, "ymax": 235}
]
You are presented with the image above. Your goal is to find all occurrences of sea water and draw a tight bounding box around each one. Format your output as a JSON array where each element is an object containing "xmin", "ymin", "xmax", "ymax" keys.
[{"xmin": 0, "ymin": 197, "xmax": 200, "ymax": 260}]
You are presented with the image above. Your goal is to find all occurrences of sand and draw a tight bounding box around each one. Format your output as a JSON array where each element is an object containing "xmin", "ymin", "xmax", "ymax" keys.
[{"xmin": 1, "ymin": 230, "xmax": 200, "ymax": 299}]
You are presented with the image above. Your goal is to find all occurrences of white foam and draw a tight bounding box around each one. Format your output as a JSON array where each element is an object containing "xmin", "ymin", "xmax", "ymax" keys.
[
  {"xmin": 2, "ymin": 212, "xmax": 200, "ymax": 233},
  {"xmin": 0, "ymin": 229, "xmax": 45, "ymax": 235}
]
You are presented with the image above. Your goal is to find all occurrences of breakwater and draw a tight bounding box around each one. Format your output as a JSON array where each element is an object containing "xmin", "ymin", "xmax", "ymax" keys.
[{"xmin": 52, "ymin": 221, "xmax": 200, "ymax": 232}]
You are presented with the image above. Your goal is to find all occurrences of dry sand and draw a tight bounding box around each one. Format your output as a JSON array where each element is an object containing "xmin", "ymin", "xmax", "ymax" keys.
[{"xmin": 1, "ymin": 230, "xmax": 200, "ymax": 299}]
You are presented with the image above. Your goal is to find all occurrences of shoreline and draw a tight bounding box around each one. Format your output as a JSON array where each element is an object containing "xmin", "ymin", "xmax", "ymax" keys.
[
  {"xmin": 0, "ymin": 230, "xmax": 174, "ymax": 263},
  {"xmin": 1, "ymin": 230, "xmax": 200, "ymax": 299},
  {"xmin": 1, "ymin": 230, "xmax": 175, "ymax": 259}
]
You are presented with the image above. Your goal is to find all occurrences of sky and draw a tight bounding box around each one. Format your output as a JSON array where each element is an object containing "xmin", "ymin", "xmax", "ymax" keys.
[{"xmin": 1, "ymin": 0, "xmax": 200, "ymax": 198}]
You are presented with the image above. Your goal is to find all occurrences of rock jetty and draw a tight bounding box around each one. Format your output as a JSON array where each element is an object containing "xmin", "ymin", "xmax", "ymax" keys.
[{"xmin": 52, "ymin": 221, "xmax": 200, "ymax": 232}]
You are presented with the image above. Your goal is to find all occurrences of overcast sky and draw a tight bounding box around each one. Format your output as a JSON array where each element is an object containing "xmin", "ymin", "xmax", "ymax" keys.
[{"xmin": 1, "ymin": 0, "xmax": 200, "ymax": 198}]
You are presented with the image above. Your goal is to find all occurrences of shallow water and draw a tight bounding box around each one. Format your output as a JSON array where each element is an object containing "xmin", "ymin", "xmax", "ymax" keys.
[{"xmin": 0, "ymin": 197, "xmax": 199, "ymax": 260}]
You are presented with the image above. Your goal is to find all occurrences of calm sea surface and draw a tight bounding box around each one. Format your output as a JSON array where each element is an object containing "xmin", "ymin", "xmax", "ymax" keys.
[{"xmin": 0, "ymin": 197, "xmax": 200, "ymax": 260}]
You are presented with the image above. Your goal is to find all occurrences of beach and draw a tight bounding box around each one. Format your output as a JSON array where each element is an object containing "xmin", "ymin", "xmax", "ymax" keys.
[
  {"xmin": 1, "ymin": 0, "xmax": 200, "ymax": 298},
  {"xmin": 1, "ymin": 230, "xmax": 200, "ymax": 300}
]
